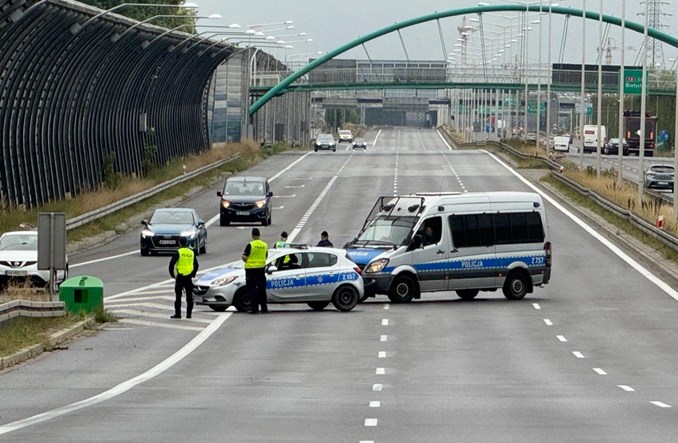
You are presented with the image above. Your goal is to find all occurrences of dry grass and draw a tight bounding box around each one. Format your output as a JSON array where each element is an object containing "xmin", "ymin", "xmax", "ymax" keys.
[
  {"xmin": 1, "ymin": 280, "xmax": 48, "ymax": 302},
  {"xmin": 0, "ymin": 315, "xmax": 82, "ymax": 358}
]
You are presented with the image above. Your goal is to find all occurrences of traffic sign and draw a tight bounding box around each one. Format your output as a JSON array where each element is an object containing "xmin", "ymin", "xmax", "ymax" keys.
[{"xmin": 624, "ymin": 69, "xmax": 643, "ymax": 95}]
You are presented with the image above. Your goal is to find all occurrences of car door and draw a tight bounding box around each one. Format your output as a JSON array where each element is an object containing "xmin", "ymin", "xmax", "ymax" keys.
[
  {"xmin": 410, "ymin": 216, "xmax": 448, "ymax": 292},
  {"xmin": 265, "ymin": 253, "xmax": 307, "ymax": 302},
  {"xmin": 303, "ymin": 251, "xmax": 340, "ymax": 301}
]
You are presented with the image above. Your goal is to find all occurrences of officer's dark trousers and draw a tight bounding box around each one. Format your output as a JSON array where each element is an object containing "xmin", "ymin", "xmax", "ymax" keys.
[
  {"xmin": 245, "ymin": 268, "xmax": 267, "ymax": 312},
  {"xmin": 174, "ymin": 275, "xmax": 194, "ymax": 317}
]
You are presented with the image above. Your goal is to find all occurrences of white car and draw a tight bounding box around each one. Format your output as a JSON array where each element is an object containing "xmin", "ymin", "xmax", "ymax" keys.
[
  {"xmin": 338, "ymin": 129, "xmax": 353, "ymax": 143},
  {"xmin": 0, "ymin": 231, "xmax": 68, "ymax": 288},
  {"xmin": 193, "ymin": 247, "xmax": 363, "ymax": 312}
]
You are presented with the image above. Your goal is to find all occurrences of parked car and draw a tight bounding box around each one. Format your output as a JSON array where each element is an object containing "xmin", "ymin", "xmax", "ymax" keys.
[
  {"xmin": 140, "ymin": 208, "xmax": 207, "ymax": 256},
  {"xmin": 603, "ymin": 138, "xmax": 629, "ymax": 156},
  {"xmin": 314, "ymin": 134, "xmax": 336, "ymax": 152},
  {"xmin": 193, "ymin": 247, "xmax": 363, "ymax": 312},
  {"xmin": 338, "ymin": 129, "xmax": 354, "ymax": 143},
  {"xmin": 0, "ymin": 230, "xmax": 68, "ymax": 288},
  {"xmin": 644, "ymin": 164, "xmax": 674, "ymax": 191},
  {"xmin": 352, "ymin": 138, "xmax": 367, "ymax": 150},
  {"xmin": 217, "ymin": 176, "xmax": 273, "ymax": 226}
]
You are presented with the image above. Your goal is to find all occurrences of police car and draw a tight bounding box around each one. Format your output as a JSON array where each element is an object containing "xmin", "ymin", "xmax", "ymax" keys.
[{"xmin": 193, "ymin": 247, "xmax": 363, "ymax": 312}]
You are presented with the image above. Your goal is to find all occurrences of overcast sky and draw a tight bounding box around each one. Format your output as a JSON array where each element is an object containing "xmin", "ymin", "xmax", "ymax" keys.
[{"xmin": 196, "ymin": 0, "xmax": 677, "ymax": 67}]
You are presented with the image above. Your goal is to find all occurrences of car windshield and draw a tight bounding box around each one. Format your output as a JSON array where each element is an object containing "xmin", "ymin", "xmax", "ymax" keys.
[
  {"xmin": 317, "ymin": 134, "xmax": 334, "ymax": 141},
  {"xmin": 0, "ymin": 234, "xmax": 37, "ymax": 251},
  {"xmin": 150, "ymin": 210, "xmax": 194, "ymax": 225},
  {"xmin": 339, "ymin": 131, "xmax": 351, "ymax": 135},
  {"xmin": 355, "ymin": 138, "xmax": 365, "ymax": 143},
  {"xmin": 224, "ymin": 180, "xmax": 265, "ymax": 196},
  {"xmin": 356, "ymin": 215, "xmax": 417, "ymax": 246}
]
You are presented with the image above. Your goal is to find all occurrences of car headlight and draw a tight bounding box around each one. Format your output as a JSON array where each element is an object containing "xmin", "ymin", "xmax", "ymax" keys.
[
  {"xmin": 255, "ymin": 199, "xmax": 266, "ymax": 208},
  {"xmin": 365, "ymin": 258, "xmax": 389, "ymax": 274},
  {"xmin": 330, "ymin": 142, "xmax": 336, "ymax": 146},
  {"xmin": 181, "ymin": 230, "xmax": 198, "ymax": 237},
  {"xmin": 221, "ymin": 200, "xmax": 231, "ymax": 209},
  {"xmin": 141, "ymin": 229, "xmax": 155, "ymax": 237},
  {"xmin": 213, "ymin": 275, "xmax": 238, "ymax": 287}
]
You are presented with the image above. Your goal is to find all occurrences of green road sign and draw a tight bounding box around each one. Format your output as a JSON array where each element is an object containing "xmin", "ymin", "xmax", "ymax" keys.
[
  {"xmin": 527, "ymin": 102, "xmax": 544, "ymax": 114},
  {"xmin": 624, "ymin": 69, "xmax": 643, "ymax": 95}
]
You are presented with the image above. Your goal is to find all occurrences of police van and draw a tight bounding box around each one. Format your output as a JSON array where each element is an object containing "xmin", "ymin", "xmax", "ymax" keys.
[{"xmin": 345, "ymin": 192, "xmax": 552, "ymax": 302}]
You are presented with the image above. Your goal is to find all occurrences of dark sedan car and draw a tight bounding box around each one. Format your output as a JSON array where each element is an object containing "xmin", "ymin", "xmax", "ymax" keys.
[
  {"xmin": 314, "ymin": 134, "xmax": 336, "ymax": 152},
  {"xmin": 352, "ymin": 138, "xmax": 367, "ymax": 150},
  {"xmin": 217, "ymin": 176, "xmax": 273, "ymax": 226},
  {"xmin": 140, "ymin": 208, "xmax": 207, "ymax": 256}
]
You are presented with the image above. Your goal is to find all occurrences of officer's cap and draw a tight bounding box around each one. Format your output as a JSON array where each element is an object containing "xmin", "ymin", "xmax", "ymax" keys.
[
  {"xmin": 281, "ymin": 231, "xmax": 288, "ymax": 239},
  {"xmin": 252, "ymin": 228, "xmax": 261, "ymax": 236}
]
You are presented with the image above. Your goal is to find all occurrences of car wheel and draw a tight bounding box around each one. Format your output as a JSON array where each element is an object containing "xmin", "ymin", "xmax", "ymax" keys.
[
  {"xmin": 307, "ymin": 301, "xmax": 330, "ymax": 311},
  {"xmin": 502, "ymin": 270, "xmax": 530, "ymax": 300},
  {"xmin": 456, "ymin": 289, "xmax": 479, "ymax": 300},
  {"xmin": 220, "ymin": 215, "xmax": 230, "ymax": 226},
  {"xmin": 209, "ymin": 305, "xmax": 227, "ymax": 312},
  {"xmin": 331, "ymin": 285, "xmax": 359, "ymax": 311},
  {"xmin": 140, "ymin": 249, "xmax": 149, "ymax": 256},
  {"xmin": 200, "ymin": 242, "xmax": 206, "ymax": 254},
  {"xmin": 314, "ymin": 148, "xmax": 318, "ymax": 152},
  {"xmin": 388, "ymin": 275, "xmax": 417, "ymax": 303},
  {"xmin": 332, "ymin": 148, "xmax": 336, "ymax": 152},
  {"xmin": 233, "ymin": 288, "xmax": 252, "ymax": 312}
]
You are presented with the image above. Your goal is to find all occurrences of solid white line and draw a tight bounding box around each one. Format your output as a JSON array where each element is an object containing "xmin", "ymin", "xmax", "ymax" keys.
[
  {"xmin": 593, "ymin": 368, "xmax": 607, "ymax": 375},
  {"xmin": 651, "ymin": 401, "xmax": 672, "ymax": 408},
  {"xmin": 533, "ymin": 303, "xmax": 541, "ymax": 310},
  {"xmin": 486, "ymin": 151, "xmax": 678, "ymax": 301},
  {"xmin": 269, "ymin": 152, "xmax": 312, "ymax": 182},
  {"xmin": 0, "ymin": 314, "xmax": 230, "ymax": 436},
  {"xmin": 108, "ymin": 302, "xmax": 175, "ymax": 311},
  {"xmin": 117, "ymin": 319, "xmax": 204, "ymax": 332},
  {"xmin": 71, "ymin": 250, "xmax": 139, "ymax": 268},
  {"xmin": 543, "ymin": 319, "xmax": 553, "ymax": 326},
  {"xmin": 380, "ymin": 335, "xmax": 388, "ymax": 342},
  {"xmin": 106, "ymin": 296, "xmax": 174, "ymax": 304},
  {"xmin": 378, "ymin": 351, "xmax": 387, "ymax": 358},
  {"xmin": 113, "ymin": 309, "xmax": 213, "ymax": 324},
  {"xmin": 557, "ymin": 335, "xmax": 567, "ymax": 342},
  {"xmin": 436, "ymin": 128, "xmax": 453, "ymax": 150},
  {"xmin": 370, "ymin": 401, "xmax": 381, "ymax": 408},
  {"xmin": 372, "ymin": 129, "xmax": 382, "ymax": 148},
  {"xmin": 376, "ymin": 368, "xmax": 385, "ymax": 375},
  {"xmin": 572, "ymin": 351, "xmax": 585, "ymax": 359},
  {"xmin": 372, "ymin": 384, "xmax": 383, "ymax": 391},
  {"xmin": 618, "ymin": 385, "xmax": 636, "ymax": 392},
  {"xmin": 364, "ymin": 419, "xmax": 378, "ymax": 427},
  {"xmin": 382, "ymin": 319, "xmax": 389, "ymax": 326}
]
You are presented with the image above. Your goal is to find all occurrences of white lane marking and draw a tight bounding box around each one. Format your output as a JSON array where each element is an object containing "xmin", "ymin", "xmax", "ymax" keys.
[
  {"xmin": 382, "ymin": 319, "xmax": 389, "ymax": 326},
  {"xmin": 436, "ymin": 128, "xmax": 453, "ymax": 150},
  {"xmin": 651, "ymin": 401, "xmax": 672, "ymax": 408},
  {"xmin": 359, "ymin": 441, "xmax": 375, "ymax": 443},
  {"xmin": 71, "ymin": 250, "xmax": 139, "ymax": 268},
  {"xmin": 383, "ymin": 304, "xmax": 390, "ymax": 310},
  {"xmin": 533, "ymin": 303, "xmax": 541, "ymax": 310},
  {"xmin": 269, "ymin": 152, "xmax": 313, "ymax": 182},
  {"xmin": 275, "ymin": 194, "xmax": 296, "ymax": 198},
  {"xmin": 108, "ymin": 302, "xmax": 175, "ymax": 311},
  {"xmin": 106, "ymin": 296, "xmax": 175, "ymax": 304},
  {"xmin": 284, "ymin": 184, "xmax": 305, "ymax": 188},
  {"xmin": 573, "ymin": 351, "xmax": 585, "ymax": 359},
  {"xmin": 364, "ymin": 419, "xmax": 378, "ymax": 427},
  {"xmin": 376, "ymin": 368, "xmax": 385, "ymax": 375},
  {"xmin": 118, "ymin": 289, "xmax": 171, "ymax": 295},
  {"xmin": 487, "ymin": 151, "xmax": 678, "ymax": 301},
  {"xmin": 370, "ymin": 401, "xmax": 381, "ymax": 408},
  {"xmin": 113, "ymin": 309, "xmax": 213, "ymax": 324},
  {"xmin": 0, "ymin": 314, "xmax": 230, "ymax": 436},
  {"xmin": 378, "ymin": 352, "xmax": 387, "ymax": 358},
  {"xmin": 557, "ymin": 335, "xmax": 568, "ymax": 342},
  {"xmin": 117, "ymin": 319, "xmax": 204, "ymax": 332},
  {"xmin": 273, "ymin": 206, "xmax": 285, "ymax": 210},
  {"xmin": 372, "ymin": 129, "xmax": 382, "ymax": 148},
  {"xmin": 618, "ymin": 385, "xmax": 636, "ymax": 392},
  {"xmin": 372, "ymin": 384, "xmax": 383, "ymax": 391},
  {"xmin": 380, "ymin": 335, "xmax": 388, "ymax": 342},
  {"xmin": 544, "ymin": 319, "xmax": 553, "ymax": 326},
  {"xmin": 593, "ymin": 368, "xmax": 607, "ymax": 375}
]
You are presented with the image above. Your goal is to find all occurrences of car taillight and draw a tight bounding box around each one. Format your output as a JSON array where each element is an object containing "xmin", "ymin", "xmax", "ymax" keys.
[
  {"xmin": 354, "ymin": 266, "xmax": 362, "ymax": 275},
  {"xmin": 544, "ymin": 241, "xmax": 552, "ymax": 267}
]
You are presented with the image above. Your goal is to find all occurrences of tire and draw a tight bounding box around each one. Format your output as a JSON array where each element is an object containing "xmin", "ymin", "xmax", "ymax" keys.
[
  {"xmin": 233, "ymin": 289, "xmax": 252, "ymax": 312},
  {"xmin": 331, "ymin": 285, "xmax": 359, "ymax": 311},
  {"xmin": 332, "ymin": 148, "xmax": 336, "ymax": 152},
  {"xmin": 262, "ymin": 216, "xmax": 269, "ymax": 226},
  {"xmin": 209, "ymin": 305, "xmax": 227, "ymax": 312},
  {"xmin": 314, "ymin": 148, "xmax": 318, "ymax": 152},
  {"xmin": 220, "ymin": 215, "xmax": 230, "ymax": 226},
  {"xmin": 140, "ymin": 249, "xmax": 149, "ymax": 256},
  {"xmin": 388, "ymin": 275, "xmax": 417, "ymax": 303},
  {"xmin": 307, "ymin": 301, "xmax": 330, "ymax": 311},
  {"xmin": 502, "ymin": 270, "xmax": 530, "ymax": 300},
  {"xmin": 359, "ymin": 289, "xmax": 375, "ymax": 303},
  {"xmin": 200, "ymin": 242, "xmax": 206, "ymax": 254},
  {"xmin": 457, "ymin": 289, "xmax": 479, "ymax": 300}
]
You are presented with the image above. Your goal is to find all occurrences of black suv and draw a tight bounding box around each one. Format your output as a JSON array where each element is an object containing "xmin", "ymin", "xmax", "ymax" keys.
[{"xmin": 217, "ymin": 176, "xmax": 273, "ymax": 226}]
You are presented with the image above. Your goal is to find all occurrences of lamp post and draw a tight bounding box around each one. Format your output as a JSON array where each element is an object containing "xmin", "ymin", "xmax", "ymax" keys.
[
  {"xmin": 112, "ymin": 13, "xmax": 222, "ymax": 43},
  {"xmin": 70, "ymin": 2, "xmax": 198, "ymax": 34},
  {"xmin": 579, "ymin": 0, "xmax": 586, "ymax": 169},
  {"xmin": 595, "ymin": 0, "xmax": 603, "ymax": 178},
  {"xmin": 617, "ymin": 0, "xmax": 626, "ymax": 186},
  {"xmin": 140, "ymin": 15, "xmax": 226, "ymax": 48}
]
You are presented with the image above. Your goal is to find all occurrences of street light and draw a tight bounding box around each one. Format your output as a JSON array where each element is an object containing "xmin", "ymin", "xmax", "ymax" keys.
[
  {"xmin": 141, "ymin": 17, "xmax": 231, "ymax": 48},
  {"xmin": 247, "ymin": 20, "xmax": 294, "ymax": 28},
  {"xmin": 112, "ymin": 13, "xmax": 222, "ymax": 43},
  {"xmin": 70, "ymin": 2, "xmax": 198, "ymax": 34}
]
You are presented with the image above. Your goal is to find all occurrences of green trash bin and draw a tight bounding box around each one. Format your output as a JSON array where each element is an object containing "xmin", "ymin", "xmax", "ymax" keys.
[{"xmin": 59, "ymin": 276, "xmax": 104, "ymax": 314}]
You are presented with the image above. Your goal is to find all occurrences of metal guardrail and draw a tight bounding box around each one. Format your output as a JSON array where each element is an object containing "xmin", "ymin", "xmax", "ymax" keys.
[
  {"xmin": 451, "ymin": 137, "xmax": 678, "ymax": 252},
  {"xmin": 65, "ymin": 153, "xmax": 241, "ymax": 231}
]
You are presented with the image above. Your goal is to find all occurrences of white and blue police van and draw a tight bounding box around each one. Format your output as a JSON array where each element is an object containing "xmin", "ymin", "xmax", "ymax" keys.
[{"xmin": 345, "ymin": 192, "xmax": 552, "ymax": 302}]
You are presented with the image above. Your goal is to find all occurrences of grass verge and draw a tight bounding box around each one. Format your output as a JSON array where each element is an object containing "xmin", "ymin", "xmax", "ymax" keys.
[{"xmin": 0, "ymin": 314, "xmax": 84, "ymax": 358}]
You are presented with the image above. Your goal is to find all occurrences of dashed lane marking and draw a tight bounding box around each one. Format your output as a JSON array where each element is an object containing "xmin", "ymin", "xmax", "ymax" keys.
[
  {"xmin": 378, "ymin": 352, "xmax": 387, "ymax": 358},
  {"xmin": 382, "ymin": 319, "xmax": 389, "ymax": 326},
  {"xmin": 380, "ymin": 335, "xmax": 388, "ymax": 342},
  {"xmin": 557, "ymin": 335, "xmax": 567, "ymax": 342},
  {"xmin": 544, "ymin": 319, "xmax": 553, "ymax": 326},
  {"xmin": 376, "ymin": 368, "xmax": 385, "ymax": 375},
  {"xmin": 593, "ymin": 368, "xmax": 607, "ymax": 375},
  {"xmin": 372, "ymin": 384, "xmax": 383, "ymax": 391},
  {"xmin": 618, "ymin": 385, "xmax": 636, "ymax": 392},
  {"xmin": 573, "ymin": 351, "xmax": 585, "ymax": 359},
  {"xmin": 364, "ymin": 419, "xmax": 378, "ymax": 427},
  {"xmin": 651, "ymin": 401, "xmax": 672, "ymax": 408},
  {"xmin": 533, "ymin": 303, "xmax": 541, "ymax": 310},
  {"xmin": 370, "ymin": 401, "xmax": 381, "ymax": 408}
]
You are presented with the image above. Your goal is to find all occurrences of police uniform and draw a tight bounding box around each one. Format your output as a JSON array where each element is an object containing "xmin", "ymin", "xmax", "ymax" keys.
[
  {"xmin": 168, "ymin": 245, "xmax": 199, "ymax": 319},
  {"xmin": 243, "ymin": 230, "xmax": 268, "ymax": 313}
]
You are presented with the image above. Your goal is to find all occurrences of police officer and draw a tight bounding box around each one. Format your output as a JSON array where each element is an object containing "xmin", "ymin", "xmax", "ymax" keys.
[
  {"xmin": 168, "ymin": 237, "xmax": 199, "ymax": 319},
  {"xmin": 317, "ymin": 230, "xmax": 333, "ymax": 247},
  {"xmin": 242, "ymin": 228, "xmax": 268, "ymax": 314},
  {"xmin": 274, "ymin": 231, "xmax": 289, "ymax": 249}
]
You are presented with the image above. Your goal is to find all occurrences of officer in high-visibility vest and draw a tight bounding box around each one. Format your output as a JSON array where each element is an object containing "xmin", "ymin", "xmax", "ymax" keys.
[
  {"xmin": 274, "ymin": 231, "xmax": 289, "ymax": 249},
  {"xmin": 168, "ymin": 237, "xmax": 199, "ymax": 319},
  {"xmin": 242, "ymin": 228, "xmax": 268, "ymax": 314}
]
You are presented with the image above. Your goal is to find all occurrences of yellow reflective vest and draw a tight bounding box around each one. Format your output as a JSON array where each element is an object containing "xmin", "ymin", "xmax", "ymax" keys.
[
  {"xmin": 175, "ymin": 247, "xmax": 195, "ymax": 276},
  {"xmin": 245, "ymin": 239, "xmax": 267, "ymax": 269}
]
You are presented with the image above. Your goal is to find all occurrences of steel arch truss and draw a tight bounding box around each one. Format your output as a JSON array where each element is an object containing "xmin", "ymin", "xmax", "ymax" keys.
[{"xmin": 0, "ymin": 0, "xmax": 234, "ymax": 208}]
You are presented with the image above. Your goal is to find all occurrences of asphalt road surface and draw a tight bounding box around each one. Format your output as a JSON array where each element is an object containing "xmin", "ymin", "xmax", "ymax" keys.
[{"xmin": 2, "ymin": 127, "xmax": 678, "ymax": 442}]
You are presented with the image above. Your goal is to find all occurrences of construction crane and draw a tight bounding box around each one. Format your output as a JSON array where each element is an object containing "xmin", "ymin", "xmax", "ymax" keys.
[{"xmin": 597, "ymin": 37, "xmax": 636, "ymax": 65}]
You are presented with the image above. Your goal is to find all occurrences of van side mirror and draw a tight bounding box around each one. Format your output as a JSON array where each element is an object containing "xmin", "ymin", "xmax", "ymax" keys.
[
  {"xmin": 267, "ymin": 191, "xmax": 273, "ymax": 197},
  {"xmin": 141, "ymin": 220, "xmax": 148, "ymax": 226}
]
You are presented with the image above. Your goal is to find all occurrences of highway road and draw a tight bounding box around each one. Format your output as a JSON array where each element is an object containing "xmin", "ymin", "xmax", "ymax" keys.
[{"xmin": 2, "ymin": 127, "xmax": 678, "ymax": 442}]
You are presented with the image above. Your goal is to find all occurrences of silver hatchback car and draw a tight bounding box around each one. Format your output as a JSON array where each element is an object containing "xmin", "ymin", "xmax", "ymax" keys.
[{"xmin": 193, "ymin": 247, "xmax": 364, "ymax": 312}]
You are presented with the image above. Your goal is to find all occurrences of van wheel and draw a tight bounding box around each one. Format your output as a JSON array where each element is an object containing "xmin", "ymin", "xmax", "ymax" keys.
[
  {"xmin": 457, "ymin": 289, "xmax": 479, "ymax": 300},
  {"xmin": 388, "ymin": 276, "xmax": 416, "ymax": 303},
  {"xmin": 332, "ymin": 285, "xmax": 359, "ymax": 311},
  {"xmin": 233, "ymin": 288, "xmax": 252, "ymax": 312},
  {"xmin": 308, "ymin": 301, "xmax": 330, "ymax": 311},
  {"xmin": 503, "ymin": 271, "xmax": 530, "ymax": 300}
]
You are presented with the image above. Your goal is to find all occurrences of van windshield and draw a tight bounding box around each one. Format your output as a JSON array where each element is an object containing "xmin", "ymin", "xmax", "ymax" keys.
[{"xmin": 355, "ymin": 216, "xmax": 417, "ymax": 246}]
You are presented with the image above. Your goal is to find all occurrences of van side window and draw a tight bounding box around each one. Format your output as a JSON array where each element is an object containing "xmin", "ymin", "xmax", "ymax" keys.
[
  {"xmin": 451, "ymin": 212, "xmax": 544, "ymax": 247},
  {"xmin": 449, "ymin": 214, "xmax": 493, "ymax": 248},
  {"xmin": 417, "ymin": 216, "xmax": 442, "ymax": 246}
]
